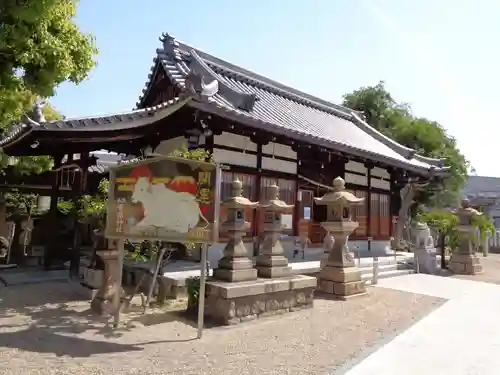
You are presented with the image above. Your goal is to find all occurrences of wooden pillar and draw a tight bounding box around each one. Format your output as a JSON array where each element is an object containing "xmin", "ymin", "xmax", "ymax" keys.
[
  {"xmin": 332, "ymin": 154, "xmax": 346, "ymax": 180},
  {"xmin": 293, "ymin": 144, "xmax": 302, "ymax": 238},
  {"xmin": 45, "ymin": 155, "xmax": 63, "ymax": 269},
  {"xmin": 69, "ymin": 153, "xmax": 90, "ymax": 279},
  {"xmin": 389, "ymin": 170, "xmax": 403, "ymax": 238},
  {"xmin": 205, "ymin": 133, "xmax": 214, "ymax": 155},
  {"xmin": 389, "ymin": 172, "xmax": 395, "ymax": 238},
  {"xmin": 253, "ymin": 142, "xmax": 263, "ymax": 241},
  {"xmin": 293, "ymin": 167, "xmax": 300, "ymax": 237},
  {"xmin": 365, "ymin": 163, "xmax": 374, "ymax": 239}
]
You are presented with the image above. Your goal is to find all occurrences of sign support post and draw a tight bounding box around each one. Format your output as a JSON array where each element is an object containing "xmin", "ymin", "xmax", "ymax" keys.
[
  {"xmin": 113, "ymin": 238, "xmax": 125, "ymax": 328},
  {"xmin": 197, "ymin": 243, "xmax": 209, "ymax": 339},
  {"xmin": 104, "ymin": 155, "xmax": 221, "ymax": 336}
]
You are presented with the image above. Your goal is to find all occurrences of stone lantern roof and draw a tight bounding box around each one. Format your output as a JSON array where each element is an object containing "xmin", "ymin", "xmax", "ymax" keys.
[
  {"xmin": 259, "ymin": 184, "xmax": 294, "ymax": 210},
  {"xmin": 313, "ymin": 177, "xmax": 365, "ymax": 206},
  {"xmin": 453, "ymin": 198, "xmax": 482, "ymax": 218},
  {"xmin": 221, "ymin": 179, "xmax": 259, "ymax": 209}
]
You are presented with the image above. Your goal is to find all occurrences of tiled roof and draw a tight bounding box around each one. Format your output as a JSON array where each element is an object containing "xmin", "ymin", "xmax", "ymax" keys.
[
  {"xmin": 0, "ymin": 96, "xmax": 190, "ymax": 148},
  {"xmin": 2, "ymin": 32, "xmax": 449, "ymax": 177},
  {"xmin": 136, "ymin": 33, "xmax": 448, "ymax": 175},
  {"xmin": 87, "ymin": 152, "xmax": 123, "ymax": 174},
  {"xmin": 463, "ymin": 176, "xmax": 500, "ymax": 199}
]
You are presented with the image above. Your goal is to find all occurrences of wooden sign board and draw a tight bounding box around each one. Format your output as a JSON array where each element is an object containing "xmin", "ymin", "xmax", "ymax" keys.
[{"xmin": 105, "ymin": 156, "xmax": 221, "ymax": 244}]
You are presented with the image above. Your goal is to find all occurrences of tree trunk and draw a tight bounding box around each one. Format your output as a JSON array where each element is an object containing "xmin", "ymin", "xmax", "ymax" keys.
[{"xmin": 393, "ymin": 184, "xmax": 416, "ymax": 248}]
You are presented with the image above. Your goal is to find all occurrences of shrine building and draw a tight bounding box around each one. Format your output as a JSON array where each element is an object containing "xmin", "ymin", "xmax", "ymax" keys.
[{"xmin": 0, "ymin": 32, "xmax": 449, "ymax": 253}]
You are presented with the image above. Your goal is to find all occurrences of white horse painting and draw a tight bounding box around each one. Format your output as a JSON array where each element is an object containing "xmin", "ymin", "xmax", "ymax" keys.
[{"xmin": 131, "ymin": 177, "xmax": 209, "ymax": 234}]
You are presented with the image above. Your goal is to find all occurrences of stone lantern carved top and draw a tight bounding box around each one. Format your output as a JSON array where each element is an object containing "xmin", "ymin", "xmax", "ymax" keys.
[
  {"xmin": 221, "ymin": 179, "xmax": 259, "ymax": 209},
  {"xmin": 259, "ymin": 184, "xmax": 294, "ymax": 210},
  {"xmin": 313, "ymin": 177, "xmax": 364, "ymax": 206},
  {"xmin": 453, "ymin": 199, "xmax": 482, "ymax": 218}
]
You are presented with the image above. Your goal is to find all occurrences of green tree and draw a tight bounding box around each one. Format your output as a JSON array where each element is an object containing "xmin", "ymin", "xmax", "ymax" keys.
[
  {"xmin": 168, "ymin": 147, "xmax": 213, "ymax": 162},
  {"xmin": 0, "ymin": 0, "xmax": 97, "ymax": 173},
  {"xmin": 418, "ymin": 210, "xmax": 495, "ymax": 251},
  {"xmin": 5, "ymin": 191, "xmax": 38, "ymax": 217},
  {"xmin": 343, "ymin": 81, "xmax": 468, "ymax": 209}
]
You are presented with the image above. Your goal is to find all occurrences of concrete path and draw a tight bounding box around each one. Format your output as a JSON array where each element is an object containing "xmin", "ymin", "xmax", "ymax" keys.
[{"xmin": 341, "ymin": 274, "xmax": 500, "ymax": 375}]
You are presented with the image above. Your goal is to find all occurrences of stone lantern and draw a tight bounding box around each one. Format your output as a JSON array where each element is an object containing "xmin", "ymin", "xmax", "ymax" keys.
[
  {"xmin": 314, "ymin": 176, "xmax": 366, "ymax": 299},
  {"xmin": 213, "ymin": 179, "xmax": 259, "ymax": 282},
  {"xmin": 449, "ymin": 199, "xmax": 483, "ymax": 275},
  {"xmin": 205, "ymin": 181, "xmax": 316, "ymax": 325},
  {"xmin": 90, "ymin": 237, "xmax": 124, "ymax": 315},
  {"xmin": 255, "ymin": 184, "xmax": 294, "ymax": 278}
]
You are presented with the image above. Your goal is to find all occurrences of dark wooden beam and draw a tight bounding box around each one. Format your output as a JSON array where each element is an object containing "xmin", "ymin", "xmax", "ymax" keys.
[
  {"xmin": 365, "ymin": 162, "xmax": 373, "ymax": 239},
  {"xmin": 253, "ymin": 142, "xmax": 263, "ymax": 238},
  {"xmin": 44, "ymin": 154, "xmax": 64, "ymax": 269}
]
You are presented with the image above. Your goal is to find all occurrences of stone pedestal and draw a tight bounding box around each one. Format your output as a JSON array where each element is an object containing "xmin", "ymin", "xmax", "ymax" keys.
[
  {"xmin": 255, "ymin": 185, "xmax": 294, "ymax": 278},
  {"xmin": 205, "ymin": 275, "xmax": 316, "ymax": 325},
  {"xmin": 414, "ymin": 247, "xmax": 438, "ymax": 274},
  {"xmin": 90, "ymin": 250, "xmax": 124, "ymax": 315},
  {"xmin": 449, "ymin": 227, "xmax": 483, "ymax": 275},
  {"xmin": 449, "ymin": 253, "xmax": 482, "ymax": 275},
  {"xmin": 213, "ymin": 235, "xmax": 258, "ymax": 282},
  {"xmin": 412, "ymin": 222, "xmax": 438, "ymax": 274},
  {"xmin": 449, "ymin": 200, "xmax": 483, "ymax": 275},
  {"xmin": 318, "ymin": 222, "xmax": 366, "ymax": 299},
  {"xmin": 256, "ymin": 233, "xmax": 291, "ymax": 278},
  {"xmin": 314, "ymin": 177, "xmax": 367, "ymax": 299},
  {"xmin": 213, "ymin": 179, "xmax": 258, "ymax": 282}
]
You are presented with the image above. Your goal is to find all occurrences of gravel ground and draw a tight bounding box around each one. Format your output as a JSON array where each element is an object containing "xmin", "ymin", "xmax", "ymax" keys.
[
  {"xmin": 450, "ymin": 252, "xmax": 500, "ymax": 284},
  {"xmin": 0, "ymin": 282, "xmax": 444, "ymax": 375}
]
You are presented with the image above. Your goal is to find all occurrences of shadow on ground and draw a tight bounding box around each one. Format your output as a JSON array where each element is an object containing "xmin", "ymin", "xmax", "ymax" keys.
[
  {"xmin": 0, "ymin": 283, "xmax": 198, "ymax": 357},
  {"xmin": 0, "ymin": 328, "xmax": 143, "ymax": 357}
]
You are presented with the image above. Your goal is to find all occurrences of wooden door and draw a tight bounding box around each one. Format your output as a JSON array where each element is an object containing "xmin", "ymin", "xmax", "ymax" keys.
[{"xmin": 298, "ymin": 190, "xmax": 315, "ymax": 241}]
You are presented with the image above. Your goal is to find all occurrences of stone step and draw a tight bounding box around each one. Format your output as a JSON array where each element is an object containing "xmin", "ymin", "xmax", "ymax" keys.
[
  {"xmin": 363, "ymin": 268, "xmax": 415, "ymax": 285},
  {"xmin": 289, "ymin": 257, "xmax": 413, "ymax": 276},
  {"xmin": 359, "ymin": 262, "xmax": 412, "ymax": 275}
]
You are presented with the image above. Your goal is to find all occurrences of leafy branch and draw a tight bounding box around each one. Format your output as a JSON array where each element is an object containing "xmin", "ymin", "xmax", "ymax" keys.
[{"xmin": 417, "ymin": 210, "xmax": 495, "ymax": 251}]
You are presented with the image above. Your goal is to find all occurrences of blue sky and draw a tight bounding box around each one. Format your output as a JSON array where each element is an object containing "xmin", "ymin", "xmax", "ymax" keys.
[{"xmin": 53, "ymin": 0, "xmax": 500, "ymax": 176}]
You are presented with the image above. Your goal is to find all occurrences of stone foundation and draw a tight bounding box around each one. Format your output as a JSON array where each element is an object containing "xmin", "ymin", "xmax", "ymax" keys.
[
  {"xmin": 414, "ymin": 247, "xmax": 438, "ymax": 274},
  {"xmin": 449, "ymin": 253, "xmax": 483, "ymax": 275},
  {"xmin": 318, "ymin": 265, "xmax": 366, "ymax": 300},
  {"xmin": 164, "ymin": 276, "xmax": 187, "ymax": 299},
  {"xmin": 205, "ymin": 275, "xmax": 316, "ymax": 325}
]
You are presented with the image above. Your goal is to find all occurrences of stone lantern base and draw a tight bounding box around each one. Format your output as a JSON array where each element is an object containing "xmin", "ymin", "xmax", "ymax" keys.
[
  {"xmin": 90, "ymin": 250, "xmax": 124, "ymax": 315},
  {"xmin": 449, "ymin": 253, "xmax": 483, "ymax": 275},
  {"xmin": 213, "ymin": 233, "xmax": 258, "ymax": 282},
  {"xmin": 317, "ymin": 223, "xmax": 366, "ymax": 299},
  {"xmin": 318, "ymin": 264, "xmax": 366, "ymax": 299},
  {"xmin": 204, "ymin": 275, "xmax": 316, "ymax": 325},
  {"xmin": 255, "ymin": 260, "xmax": 291, "ymax": 278}
]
